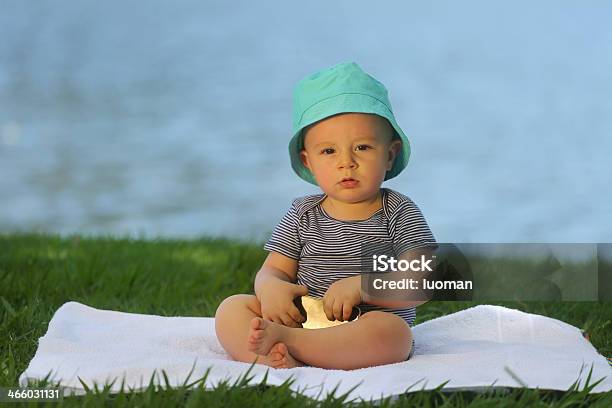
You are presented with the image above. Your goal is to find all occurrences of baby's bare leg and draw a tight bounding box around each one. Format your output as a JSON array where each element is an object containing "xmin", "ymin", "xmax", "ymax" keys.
[
  {"xmin": 214, "ymin": 294, "xmax": 302, "ymax": 368},
  {"xmin": 248, "ymin": 311, "xmax": 412, "ymax": 370}
]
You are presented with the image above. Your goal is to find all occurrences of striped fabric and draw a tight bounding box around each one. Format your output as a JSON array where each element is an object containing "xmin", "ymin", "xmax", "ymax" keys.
[{"xmin": 264, "ymin": 188, "xmax": 436, "ymax": 326}]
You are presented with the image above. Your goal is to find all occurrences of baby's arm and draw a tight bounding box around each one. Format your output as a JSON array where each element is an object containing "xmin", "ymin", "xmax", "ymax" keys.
[
  {"xmin": 322, "ymin": 247, "xmax": 434, "ymax": 320},
  {"xmin": 254, "ymin": 252, "xmax": 308, "ymax": 327}
]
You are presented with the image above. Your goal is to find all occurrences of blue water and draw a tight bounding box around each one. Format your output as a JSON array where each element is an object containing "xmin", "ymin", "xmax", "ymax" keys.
[{"xmin": 1, "ymin": 0, "xmax": 611, "ymax": 242}]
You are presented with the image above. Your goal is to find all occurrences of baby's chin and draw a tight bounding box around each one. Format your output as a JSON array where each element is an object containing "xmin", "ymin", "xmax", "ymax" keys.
[{"xmin": 325, "ymin": 188, "xmax": 381, "ymax": 204}]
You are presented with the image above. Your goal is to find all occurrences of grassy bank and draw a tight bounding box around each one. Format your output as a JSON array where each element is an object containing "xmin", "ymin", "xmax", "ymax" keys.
[{"xmin": 1, "ymin": 233, "xmax": 610, "ymax": 407}]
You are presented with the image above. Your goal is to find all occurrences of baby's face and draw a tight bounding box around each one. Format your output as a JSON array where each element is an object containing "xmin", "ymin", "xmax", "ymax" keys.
[{"xmin": 300, "ymin": 113, "xmax": 401, "ymax": 204}]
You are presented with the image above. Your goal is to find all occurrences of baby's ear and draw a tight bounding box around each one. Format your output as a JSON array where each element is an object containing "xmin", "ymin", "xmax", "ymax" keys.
[
  {"xmin": 386, "ymin": 139, "xmax": 402, "ymax": 170},
  {"xmin": 300, "ymin": 150, "xmax": 311, "ymax": 170}
]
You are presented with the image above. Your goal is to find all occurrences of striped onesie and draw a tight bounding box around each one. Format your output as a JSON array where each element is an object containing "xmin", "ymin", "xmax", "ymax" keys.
[{"xmin": 264, "ymin": 188, "xmax": 436, "ymax": 327}]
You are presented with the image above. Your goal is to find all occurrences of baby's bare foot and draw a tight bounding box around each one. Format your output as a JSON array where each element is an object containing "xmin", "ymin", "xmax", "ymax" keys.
[
  {"xmin": 247, "ymin": 317, "xmax": 286, "ymax": 355},
  {"xmin": 247, "ymin": 317, "xmax": 282, "ymax": 356},
  {"xmin": 267, "ymin": 342, "xmax": 304, "ymax": 369}
]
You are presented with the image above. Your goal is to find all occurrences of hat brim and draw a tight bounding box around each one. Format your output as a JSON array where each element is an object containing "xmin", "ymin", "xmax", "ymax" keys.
[{"xmin": 289, "ymin": 93, "xmax": 410, "ymax": 185}]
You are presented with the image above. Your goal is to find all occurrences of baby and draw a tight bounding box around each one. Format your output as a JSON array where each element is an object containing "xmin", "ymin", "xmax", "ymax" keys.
[{"xmin": 215, "ymin": 62, "xmax": 436, "ymax": 370}]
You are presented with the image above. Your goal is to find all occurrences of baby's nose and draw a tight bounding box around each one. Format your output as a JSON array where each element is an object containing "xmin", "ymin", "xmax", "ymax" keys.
[{"xmin": 338, "ymin": 152, "xmax": 357, "ymax": 169}]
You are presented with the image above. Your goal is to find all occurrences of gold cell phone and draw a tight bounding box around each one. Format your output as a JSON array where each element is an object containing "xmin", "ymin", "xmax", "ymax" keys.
[{"xmin": 293, "ymin": 295, "xmax": 361, "ymax": 329}]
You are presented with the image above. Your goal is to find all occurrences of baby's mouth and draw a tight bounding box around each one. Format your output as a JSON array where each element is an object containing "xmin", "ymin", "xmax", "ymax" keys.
[{"xmin": 339, "ymin": 177, "xmax": 359, "ymax": 188}]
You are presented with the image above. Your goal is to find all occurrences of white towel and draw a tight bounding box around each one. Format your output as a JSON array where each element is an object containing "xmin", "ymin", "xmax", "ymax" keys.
[{"xmin": 19, "ymin": 302, "xmax": 612, "ymax": 401}]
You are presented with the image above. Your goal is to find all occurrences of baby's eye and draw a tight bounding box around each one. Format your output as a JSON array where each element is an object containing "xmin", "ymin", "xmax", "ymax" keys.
[
  {"xmin": 321, "ymin": 148, "xmax": 335, "ymax": 155},
  {"xmin": 355, "ymin": 144, "xmax": 372, "ymax": 151}
]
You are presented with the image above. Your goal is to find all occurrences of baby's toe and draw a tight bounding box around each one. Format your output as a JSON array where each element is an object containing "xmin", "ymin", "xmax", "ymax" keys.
[
  {"xmin": 249, "ymin": 317, "xmax": 259, "ymax": 330},
  {"xmin": 271, "ymin": 356, "xmax": 288, "ymax": 369},
  {"xmin": 250, "ymin": 317, "xmax": 267, "ymax": 330}
]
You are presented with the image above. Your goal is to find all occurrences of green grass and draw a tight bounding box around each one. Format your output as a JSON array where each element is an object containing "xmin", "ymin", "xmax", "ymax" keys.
[{"xmin": 0, "ymin": 233, "xmax": 610, "ymax": 407}]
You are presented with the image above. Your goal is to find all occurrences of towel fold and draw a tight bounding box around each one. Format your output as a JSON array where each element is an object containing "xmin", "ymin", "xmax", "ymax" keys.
[{"xmin": 19, "ymin": 302, "xmax": 612, "ymax": 401}]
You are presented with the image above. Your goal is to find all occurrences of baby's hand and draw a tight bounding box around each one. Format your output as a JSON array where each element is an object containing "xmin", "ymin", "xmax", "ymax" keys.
[
  {"xmin": 322, "ymin": 276, "xmax": 362, "ymax": 322},
  {"xmin": 258, "ymin": 280, "xmax": 308, "ymax": 328}
]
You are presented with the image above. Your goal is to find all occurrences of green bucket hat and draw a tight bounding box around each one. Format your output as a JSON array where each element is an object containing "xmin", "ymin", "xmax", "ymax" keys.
[{"xmin": 289, "ymin": 62, "xmax": 410, "ymax": 185}]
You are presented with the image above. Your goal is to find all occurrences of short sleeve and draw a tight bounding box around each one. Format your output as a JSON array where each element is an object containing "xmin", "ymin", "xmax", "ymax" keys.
[
  {"xmin": 391, "ymin": 199, "xmax": 437, "ymax": 256},
  {"xmin": 263, "ymin": 200, "xmax": 302, "ymax": 260}
]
